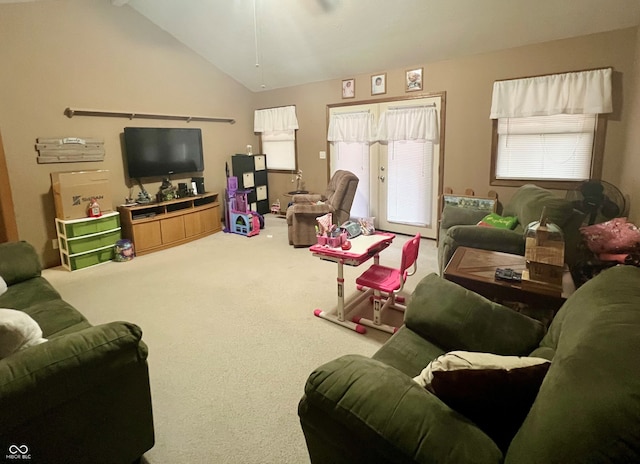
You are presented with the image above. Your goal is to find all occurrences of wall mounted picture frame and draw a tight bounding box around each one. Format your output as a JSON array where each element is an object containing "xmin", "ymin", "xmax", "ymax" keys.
[
  {"xmin": 405, "ymin": 67, "xmax": 423, "ymax": 92},
  {"xmin": 342, "ymin": 78, "xmax": 355, "ymax": 99},
  {"xmin": 371, "ymin": 73, "xmax": 387, "ymax": 96}
]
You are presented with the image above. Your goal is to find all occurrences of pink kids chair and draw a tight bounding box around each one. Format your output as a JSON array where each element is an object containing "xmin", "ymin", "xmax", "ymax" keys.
[{"xmin": 353, "ymin": 233, "xmax": 421, "ymax": 333}]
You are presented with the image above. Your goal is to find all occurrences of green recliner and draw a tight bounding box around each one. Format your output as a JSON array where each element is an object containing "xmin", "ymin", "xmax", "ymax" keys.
[
  {"xmin": 299, "ymin": 265, "xmax": 640, "ymax": 463},
  {"xmin": 438, "ymin": 184, "xmax": 585, "ymax": 274},
  {"xmin": 0, "ymin": 241, "xmax": 154, "ymax": 464}
]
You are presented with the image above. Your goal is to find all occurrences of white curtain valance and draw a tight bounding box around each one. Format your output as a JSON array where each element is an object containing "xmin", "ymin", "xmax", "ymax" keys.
[
  {"xmin": 327, "ymin": 112, "xmax": 377, "ymax": 142},
  {"xmin": 254, "ymin": 105, "xmax": 299, "ymax": 132},
  {"xmin": 377, "ymin": 107, "xmax": 439, "ymax": 142},
  {"xmin": 490, "ymin": 68, "xmax": 612, "ymax": 119},
  {"xmin": 262, "ymin": 130, "xmax": 295, "ymax": 142}
]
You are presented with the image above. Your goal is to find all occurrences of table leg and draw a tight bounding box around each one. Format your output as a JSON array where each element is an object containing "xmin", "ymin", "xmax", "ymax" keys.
[
  {"xmin": 337, "ymin": 259, "xmax": 345, "ymax": 321},
  {"xmin": 313, "ymin": 259, "xmax": 367, "ymax": 334}
]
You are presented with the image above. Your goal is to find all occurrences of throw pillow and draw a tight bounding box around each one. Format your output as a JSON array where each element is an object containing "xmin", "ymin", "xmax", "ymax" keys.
[
  {"xmin": 0, "ymin": 308, "xmax": 48, "ymax": 360},
  {"xmin": 477, "ymin": 213, "xmax": 518, "ymax": 229},
  {"xmin": 580, "ymin": 217, "xmax": 640, "ymax": 254},
  {"xmin": 413, "ymin": 351, "xmax": 550, "ymax": 451},
  {"xmin": 0, "ymin": 276, "xmax": 6, "ymax": 295}
]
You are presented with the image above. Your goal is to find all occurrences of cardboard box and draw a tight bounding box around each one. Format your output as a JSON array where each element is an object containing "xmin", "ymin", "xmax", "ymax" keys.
[
  {"xmin": 51, "ymin": 170, "xmax": 113, "ymax": 220},
  {"xmin": 525, "ymin": 261, "xmax": 564, "ymax": 286}
]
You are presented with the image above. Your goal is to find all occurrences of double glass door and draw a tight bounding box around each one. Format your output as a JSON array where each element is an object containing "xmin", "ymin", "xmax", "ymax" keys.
[{"xmin": 328, "ymin": 94, "xmax": 444, "ymax": 239}]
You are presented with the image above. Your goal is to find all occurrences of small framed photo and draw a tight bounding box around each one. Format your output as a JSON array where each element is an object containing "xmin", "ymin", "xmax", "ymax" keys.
[
  {"xmin": 371, "ymin": 73, "xmax": 386, "ymax": 96},
  {"xmin": 405, "ymin": 67, "xmax": 423, "ymax": 92},
  {"xmin": 342, "ymin": 78, "xmax": 355, "ymax": 99}
]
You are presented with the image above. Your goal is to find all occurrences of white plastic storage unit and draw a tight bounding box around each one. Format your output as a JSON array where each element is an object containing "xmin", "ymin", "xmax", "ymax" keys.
[
  {"xmin": 231, "ymin": 154, "xmax": 269, "ymax": 215},
  {"xmin": 56, "ymin": 211, "xmax": 121, "ymax": 271}
]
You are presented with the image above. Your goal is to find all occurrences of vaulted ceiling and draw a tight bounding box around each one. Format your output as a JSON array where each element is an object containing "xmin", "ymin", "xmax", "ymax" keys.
[{"xmin": 5, "ymin": 0, "xmax": 640, "ymax": 91}]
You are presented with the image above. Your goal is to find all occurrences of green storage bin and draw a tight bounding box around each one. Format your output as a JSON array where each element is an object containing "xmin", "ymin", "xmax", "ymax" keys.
[
  {"xmin": 68, "ymin": 247, "xmax": 114, "ymax": 271},
  {"xmin": 67, "ymin": 229, "xmax": 121, "ymax": 254},
  {"xmin": 63, "ymin": 214, "xmax": 121, "ymax": 238}
]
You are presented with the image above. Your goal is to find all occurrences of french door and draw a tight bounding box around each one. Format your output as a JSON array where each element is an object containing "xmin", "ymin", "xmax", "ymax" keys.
[{"xmin": 328, "ymin": 94, "xmax": 444, "ymax": 239}]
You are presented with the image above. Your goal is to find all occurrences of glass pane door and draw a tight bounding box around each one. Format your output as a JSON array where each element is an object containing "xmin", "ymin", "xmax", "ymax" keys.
[
  {"xmin": 331, "ymin": 141, "xmax": 371, "ymax": 219},
  {"xmin": 329, "ymin": 104, "xmax": 379, "ymax": 221},
  {"xmin": 377, "ymin": 97, "xmax": 441, "ymax": 239},
  {"xmin": 328, "ymin": 95, "xmax": 443, "ymax": 240}
]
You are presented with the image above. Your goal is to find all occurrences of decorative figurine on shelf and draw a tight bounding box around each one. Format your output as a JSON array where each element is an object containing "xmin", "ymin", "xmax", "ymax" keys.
[
  {"xmin": 158, "ymin": 177, "xmax": 177, "ymax": 202},
  {"xmin": 136, "ymin": 190, "xmax": 152, "ymax": 204},
  {"xmin": 294, "ymin": 169, "xmax": 303, "ymax": 192},
  {"xmin": 136, "ymin": 180, "xmax": 152, "ymax": 204},
  {"xmin": 87, "ymin": 197, "xmax": 102, "ymax": 218},
  {"xmin": 288, "ymin": 169, "xmax": 308, "ymax": 195}
]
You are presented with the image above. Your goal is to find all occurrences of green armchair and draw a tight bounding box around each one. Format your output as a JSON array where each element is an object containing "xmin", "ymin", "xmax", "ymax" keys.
[
  {"xmin": 438, "ymin": 184, "xmax": 585, "ymax": 274},
  {"xmin": 0, "ymin": 241, "xmax": 154, "ymax": 463},
  {"xmin": 299, "ymin": 266, "xmax": 640, "ymax": 463}
]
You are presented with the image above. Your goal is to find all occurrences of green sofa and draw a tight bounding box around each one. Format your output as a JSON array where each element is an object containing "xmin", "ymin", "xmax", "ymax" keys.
[
  {"xmin": 0, "ymin": 241, "xmax": 154, "ymax": 464},
  {"xmin": 298, "ymin": 265, "xmax": 640, "ymax": 463},
  {"xmin": 438, "ymin": 184, "xmax": 585, "ymax": 274}
]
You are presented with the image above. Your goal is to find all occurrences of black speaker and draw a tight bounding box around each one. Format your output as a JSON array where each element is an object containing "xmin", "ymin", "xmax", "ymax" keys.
[
  {"xmin": 178, "ymin": 183, "xmax": 188, "ymax": 197},
  {"xmin": 192, "ymin": 177, "xmax": 205, "ymax": 194}
]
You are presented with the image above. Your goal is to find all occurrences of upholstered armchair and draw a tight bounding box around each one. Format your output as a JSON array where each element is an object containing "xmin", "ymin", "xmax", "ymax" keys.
[
  {"xmin": 287, "ymin": 170, "xmax": 359, "ymax": 247},
  {"xmin": 438, "ymin": 184, "xmax": 585, "ymax": 274}
]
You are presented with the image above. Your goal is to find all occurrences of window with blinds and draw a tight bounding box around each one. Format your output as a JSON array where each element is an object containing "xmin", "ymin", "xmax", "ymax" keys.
[
  {"xmin": 493, "ymin": 113, "xmax": 598, "ymax": 184},
  {"xmin": 261, "ymin": 130, "xmax": 296, "ymax": 171},
  {"xmin": 387, "ymin": 140, "xmax": 433, "ymax": 227},
  {"xmin": 333, "ymin": 141, "xmax": 370, "ymax": 218}
]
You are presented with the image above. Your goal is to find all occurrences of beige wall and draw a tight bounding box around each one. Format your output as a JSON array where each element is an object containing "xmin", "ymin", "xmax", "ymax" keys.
[
  {"xmin": 620, "ymin": 28, "xmax": 640, "ymax": 223},
  {"xmin": 256, "ymin": 27, "xmax": 638, "ymax": 220},
  {"xmin": 1, "ymin": 1, "xmax": 638, "ymax": 267},
  {"xmin": 0, "ymin": 0, "xmax": 256, "ymax": 267}
]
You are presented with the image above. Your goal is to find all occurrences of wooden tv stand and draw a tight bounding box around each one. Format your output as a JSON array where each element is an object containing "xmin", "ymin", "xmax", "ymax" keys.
[{"xmin": 118, "ymin": 192, "xmax": 221, "ymax": 256}]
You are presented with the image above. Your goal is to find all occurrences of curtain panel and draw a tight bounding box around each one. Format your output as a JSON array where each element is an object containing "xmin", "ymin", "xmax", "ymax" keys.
[
  {"xmin": 377, "ymin": 107, "xmax": 439, "ymax": 142},
  {"xmin": 490, "ymin": 68, "xmax": 612, "ymax": 119},
  {"xmin": 327, "ymin": 112, "xmax": 377, "ymax": 142},
  {"xmin": 254, "ymin": 105, "xmax": 299, "ymax": 132}
]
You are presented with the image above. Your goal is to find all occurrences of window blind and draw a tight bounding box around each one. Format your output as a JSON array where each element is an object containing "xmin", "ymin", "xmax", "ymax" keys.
[
  {"xmin": 262, "ymin": 130, "xmax": 296, "ymax": 170},
  {"xmin": 332, "ymin": 141, "xmax": 370, "ymax": 218},
  {"xmin": 495, "ymin": 113, "xmax": 595, "ymax": 181},
  {"xmin": 255, "ymin": 106, "xmax": 298, "ymax": 171},
  {"xmin": 387, "ymin": 140, "xmax": 432, "ymax": 226}
]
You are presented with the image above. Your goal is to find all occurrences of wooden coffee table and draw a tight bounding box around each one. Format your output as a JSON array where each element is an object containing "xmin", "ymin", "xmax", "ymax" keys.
[{"xmin": 443, "ymin": 246, "xmax": 576, "ymax": 313}]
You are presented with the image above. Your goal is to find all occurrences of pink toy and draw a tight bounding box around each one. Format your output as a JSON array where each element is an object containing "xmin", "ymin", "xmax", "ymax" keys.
[
  {"xmin": 230, "ymin": 212, "xmax": 260, "ymax": 237},
  {"xmin": 225, "ymin": 175, "xmax": 260, "ymax": 237}
]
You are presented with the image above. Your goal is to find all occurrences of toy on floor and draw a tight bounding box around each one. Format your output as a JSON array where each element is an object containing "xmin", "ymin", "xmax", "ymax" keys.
[
  {"xmin": 224, "ymin": 175, "xmax": 260, "ymax": 237},
  {"xmin": 271, "ymin": 198, "xmax": 281, "ymax": 215},
  {"xmin": 114, "ymin": 239, "xmax": 135, "ymax": 262}
]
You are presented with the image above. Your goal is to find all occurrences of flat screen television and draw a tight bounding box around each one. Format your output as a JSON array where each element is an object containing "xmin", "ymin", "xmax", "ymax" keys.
[{"xmin": 123, "ymin": 127, "xmax": 204, "ymax": 179}]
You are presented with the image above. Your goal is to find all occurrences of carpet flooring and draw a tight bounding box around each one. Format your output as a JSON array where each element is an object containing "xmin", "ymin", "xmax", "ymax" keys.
[{"xmin": 43, "ymin": 215, "xmax": 439, "ymax": 464}]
